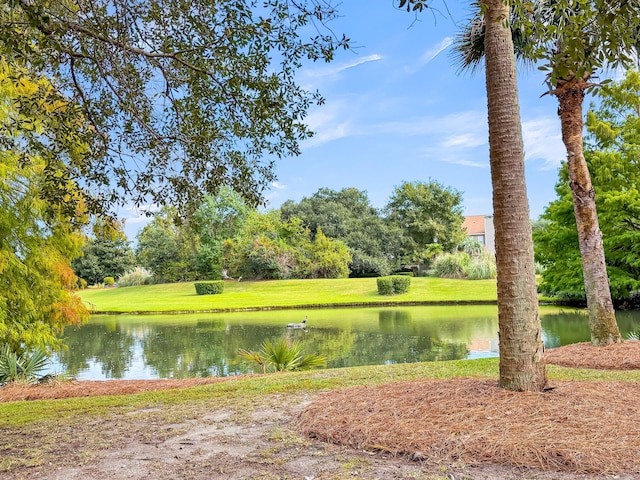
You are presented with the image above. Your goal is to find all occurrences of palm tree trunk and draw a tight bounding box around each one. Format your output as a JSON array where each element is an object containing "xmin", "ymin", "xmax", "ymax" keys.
[
  {"xmin": 555, "ymin": 79, "xmax": 622, "ymax": 346},
  {"xmin": 483, "ymin": 0, "xmax": 546, "ymax": 391}
]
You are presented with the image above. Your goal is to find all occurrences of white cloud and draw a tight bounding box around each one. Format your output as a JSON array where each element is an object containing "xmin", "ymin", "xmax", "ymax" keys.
[
  {"xmin": 442, "ymin": 133, "xmax": 486, "ymax": 149},
  {"xmin": 270, "ymin": 181, "xmax": 287, "ymax": 190},
  {"xmin": 304, "ymin": 54, "xmax": 383, "ymax": 79},
  {"xmin": 404, "ymin": 37, "xmax": 453, "ymax": 74},
  {"xmin": 521, "ymin": 117, "xmax": 565, "ymax": 169}
]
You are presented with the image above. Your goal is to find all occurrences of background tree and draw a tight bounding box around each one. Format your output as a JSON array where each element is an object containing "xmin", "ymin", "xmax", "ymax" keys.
[
  {"xmin": 190, "ymin": 187, "xmax": 251, "ymax": 279},
  {"xmin": 223, "ymin": 210, "xmax": 351, "ymax": 280},
  {"xmin": 136, "ymin": 208, "xmax": 196, "ymax": 283},
  {"xmin": 0, "ymin": 0, "xmax": 348, "ymax": 214},
  {"xmin": 384, "ymin": 180, "xmax": 466, "ymax": 268},
  {"xmin": 535, "ymin": 70, "xmax": 640, "ymax": 306},
  {"xmin": 72, "ymin": 223, "xmax": 135, "ymax": 285},
  {"xmin": 0, "ymin": 61, "xmax": 90, "ymax": 352},
  {"xmin": 281, "ymin": 188, "xmax": 393, "ymax": 276}
]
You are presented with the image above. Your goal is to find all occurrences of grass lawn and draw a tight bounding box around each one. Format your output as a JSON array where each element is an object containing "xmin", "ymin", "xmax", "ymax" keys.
[
  {"xmin": 2, "ymin": 358, "xmax": 638, "ymax": 427},
  {"xmin": 77, "ymin": 277, "xmax": 498, "ymax": 313}
]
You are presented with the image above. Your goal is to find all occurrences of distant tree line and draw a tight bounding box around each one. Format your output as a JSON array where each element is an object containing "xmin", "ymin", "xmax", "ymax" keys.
[{"xmin": 73, "ymin": 180, "xmax": 478, "ymax": 284}]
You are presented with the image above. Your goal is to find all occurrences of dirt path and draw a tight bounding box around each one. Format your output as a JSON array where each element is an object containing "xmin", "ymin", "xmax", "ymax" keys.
[{"xmin": 2, "ymin": 390, "xmax": 636, "ymax": 480}]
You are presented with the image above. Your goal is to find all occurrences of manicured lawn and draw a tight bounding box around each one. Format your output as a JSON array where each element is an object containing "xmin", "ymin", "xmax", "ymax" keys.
[{"xmin": 77, "ymin": 277, "xmax": 498, "ymax": 313}]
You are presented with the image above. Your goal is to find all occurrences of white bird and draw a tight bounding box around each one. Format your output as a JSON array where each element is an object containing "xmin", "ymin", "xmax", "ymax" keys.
[{"xmin": 287, "ymin": 316, "xmax": 308, "ymax": 328}]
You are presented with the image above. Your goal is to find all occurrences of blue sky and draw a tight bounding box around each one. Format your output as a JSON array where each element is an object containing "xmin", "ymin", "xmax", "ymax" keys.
[{"xmin": 121, "ymin": 1, "xmax": 571, "ymax": 240}]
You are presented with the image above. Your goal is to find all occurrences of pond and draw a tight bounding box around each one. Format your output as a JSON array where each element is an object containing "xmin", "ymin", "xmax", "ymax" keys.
[{"xmin": 46, "ymin": 305, "xmax": 640, "ymax": 380}]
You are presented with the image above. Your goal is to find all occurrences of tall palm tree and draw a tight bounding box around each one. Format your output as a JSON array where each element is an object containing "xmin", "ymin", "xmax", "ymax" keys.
[
  {"xmin": 481, "ymin": 0, "xmax": 547, "ymax": 391},
  {"xmin": 452, "ymin": 1, "xmax": 640, "ymax": 346}
]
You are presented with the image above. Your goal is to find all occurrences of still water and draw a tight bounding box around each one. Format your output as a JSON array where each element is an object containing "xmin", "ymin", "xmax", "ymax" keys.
[{"xmin": 47, "ymin": 305, "xmax": 640, "ymax": 380}]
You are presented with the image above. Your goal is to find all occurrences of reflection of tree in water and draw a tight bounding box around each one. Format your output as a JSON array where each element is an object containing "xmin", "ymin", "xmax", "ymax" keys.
[
  {"xmin": 141, "ymin": 321, "xmax": 286, "ymax": 378},
  {"xmin": 541, "ymin": 311, "xmax": 591, "ymax": 348},
  {"xmin": 541, "ymin": 310, "xmax": 640, "ymax": 348},
  {"xmin": 325, "ymin": 332, "xmax": 468, "ymax": 368},
  {"xmin": 58, "ymin": 320, "xmax": 135, "ymax": 378},
  {"xmin": 57, "ymin": 308, "xmax": 627, "ymax": 379}
]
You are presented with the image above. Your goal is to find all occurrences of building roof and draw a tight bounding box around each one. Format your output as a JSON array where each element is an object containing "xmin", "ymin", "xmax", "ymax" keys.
[{"xmin": 462, "ymin": 215, "xmax": 486, "ymax": 235}]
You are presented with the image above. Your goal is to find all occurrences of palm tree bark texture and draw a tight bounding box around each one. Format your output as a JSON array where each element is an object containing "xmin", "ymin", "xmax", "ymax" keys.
[
  {"xmin": 554, "ymin": 76, "xmax": 621, "ymax": 346},
  {"xmin": 482, "ymin": 0, "xmax": 546, "ymax": 391}
]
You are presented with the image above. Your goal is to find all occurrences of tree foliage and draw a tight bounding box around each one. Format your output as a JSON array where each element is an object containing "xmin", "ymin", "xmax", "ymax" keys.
[
  {"xmin": 223, "ymin": 210, "xmax": 351, "ymax": 280},
  {"xmin": 190, "ymin": 187, "xmax": 251, "ymax": 279},
  {"xmin": 0, "ymin": 0, "xmax": 348, "ymax": 213},
  {"xmin": 281, "ymin": 188, "xmax": 394, "ymax": 276},
  {"xmin": 535, "ymin": 70, "xmax": 640, "ymax": 303},
  {"xmin": 0, "ymin": 61, "xmax": 89, "ymax": 352},
  {"xmin": 72, "ymin": 225, "xmax": 135, "ymax": 285},
  {"xmin": 135, "ymin": 207, "xmax": 197, "ymax": 283},
  {"xmin": 385, "ymin": 180, "xmax": 466, "ymax": 265}
]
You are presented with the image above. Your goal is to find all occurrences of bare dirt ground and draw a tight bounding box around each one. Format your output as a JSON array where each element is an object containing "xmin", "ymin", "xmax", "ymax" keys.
[{"xmin": 1, "ymin": 342, "xmax": 639, "ymax": 480}]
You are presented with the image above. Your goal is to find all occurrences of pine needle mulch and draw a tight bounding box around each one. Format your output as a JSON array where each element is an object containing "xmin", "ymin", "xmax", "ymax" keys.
[
  {"xmin": 298, "ymin": 378, "xmax": 640, "ymax": 475},
  {"xmin": 299, "ymin": 340, "xmax": 640, "ymax": 476},
  {"xmin": 545, "ymin": 340, "xmax": 640, "ymax": 370}
]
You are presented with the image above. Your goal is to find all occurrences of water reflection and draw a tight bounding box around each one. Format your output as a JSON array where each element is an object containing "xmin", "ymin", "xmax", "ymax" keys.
[{"xmin": 47, "ymin": 306, "xmax": 640, "ymax": 380}]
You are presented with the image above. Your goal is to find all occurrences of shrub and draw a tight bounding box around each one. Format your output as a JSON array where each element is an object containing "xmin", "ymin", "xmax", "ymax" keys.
[
  {"xmin": 103, "ymin": 276, "xmax": 115, "ymax": 286},
  {"xmin": 194, "ymin": 281, "xmax": 224, "ymax": 295},
  {"xmin": 391, "ymin": 275, "xmax": 411, "ymax": 294},
  {"xmin": 377, "ymin": 277, "xmax": 394, "ymax": 295},
  {"xmin": 0, "ymin": 345, "xmax": 49, "ymax": 385},
  {"xmin": 118, "ymin": 267, "xmax": 154, "ymax": 287},
  {"xmin": 377, "ymin": 276, "xmax": 411, "ymax": 295},
  {"xmin": 76, "ymin": 278, "xmax": 88, "ymax": 290}
]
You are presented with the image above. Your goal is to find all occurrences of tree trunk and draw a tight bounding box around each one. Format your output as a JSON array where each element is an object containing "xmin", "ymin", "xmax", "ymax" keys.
[
  {"xmin": 483, "ymin": 0, "xmax": 546, "ymax": 391},
  {"xmin": 555, "ymin": 79, "xmax": 622, "ymax": 346}
]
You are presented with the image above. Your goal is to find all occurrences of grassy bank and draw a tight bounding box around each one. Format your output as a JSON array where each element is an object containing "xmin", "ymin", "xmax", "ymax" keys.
[
  {"xmin": 2, "ymin": 358, "xmax": 639, "ymax": 427},
  {"xmin": 78, "ymin": 277, "xmax": 497, "ymax": 313}
]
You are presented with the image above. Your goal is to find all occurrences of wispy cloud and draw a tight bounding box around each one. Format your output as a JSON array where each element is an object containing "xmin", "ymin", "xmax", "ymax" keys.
[
  {"xmin": 305, "ymin": 54, "xmax": 383, "ymax": 79},
  {"xmin": 522, "ymin": 117, "xmax": 565, "ymax": 169},
  {"xmin": 405, "ymin": 37, "xmax": 453, "ymax": 74},
  {"xmin": 270, "ymin": 181, "xmax": 287, "ymax": 190}
]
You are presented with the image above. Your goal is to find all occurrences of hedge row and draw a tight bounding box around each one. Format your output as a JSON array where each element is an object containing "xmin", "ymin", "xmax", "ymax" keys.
[
  {"xmin": 376, "ymin": 275, "xmax": 411, "ymax": 295},
  {"xmin": 194, "ymin": 281, "xmax": 225, "ymax": 295}
]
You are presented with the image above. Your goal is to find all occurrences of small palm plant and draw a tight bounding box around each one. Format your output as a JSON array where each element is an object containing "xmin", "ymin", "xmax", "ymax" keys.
[
  {"xmin": 238, "ymin": 337, "xmax": 326, "ymax": 373},
  {"xmin": 627, "ymin": 330, "xmax": 640, "ymax": 341},
  {"xmin": 0, "ymin": 344, "xmax": 49, "ymax": 385}
]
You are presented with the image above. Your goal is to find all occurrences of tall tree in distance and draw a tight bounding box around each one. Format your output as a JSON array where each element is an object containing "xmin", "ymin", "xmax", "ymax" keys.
[
  {"xmin": 0, "ymin": 0, "xmax": 349, "ymax": 214},
  {"xmin": 385, "ymin": 180, "xmax": 466, "ymax": 267}
]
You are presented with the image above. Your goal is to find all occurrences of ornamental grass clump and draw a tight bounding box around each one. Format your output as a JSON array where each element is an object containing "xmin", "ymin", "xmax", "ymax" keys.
[{"xmin": 117, "ymin": 267, "xmax": 154, "ymax": 287}]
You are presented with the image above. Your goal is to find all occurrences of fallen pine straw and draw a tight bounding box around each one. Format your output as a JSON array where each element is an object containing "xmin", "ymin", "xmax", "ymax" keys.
[
  {"xmin": 0, "ymin": 377, "xmax": 231, "ymax": 402},
  {"xmin": 545, "ymin": 341, "xmax": 640, "ymax": 370},
  {"xmin": 298, "ymin": 378, "xmax": 640, "ymax": 475}
]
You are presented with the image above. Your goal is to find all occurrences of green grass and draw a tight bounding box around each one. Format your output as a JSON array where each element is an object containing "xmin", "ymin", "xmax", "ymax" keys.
[
  {"xmin": 2, "ymin": 358, "xmax": 639, "ymax": 427},
  {"xmin": 79, "ymin": 277, "xmax": 497, "ymax": 313}
]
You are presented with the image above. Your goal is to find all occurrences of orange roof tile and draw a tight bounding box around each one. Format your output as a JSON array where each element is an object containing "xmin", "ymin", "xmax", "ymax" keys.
[{"xmin": 462, "ymin": 215, "xmax": 485, "ymax": 235}]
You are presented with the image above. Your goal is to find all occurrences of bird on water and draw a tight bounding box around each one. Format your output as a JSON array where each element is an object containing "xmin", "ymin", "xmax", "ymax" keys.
[{"xmin": 286, "ymin": 316, "xmax": 307, "ymax": 328}]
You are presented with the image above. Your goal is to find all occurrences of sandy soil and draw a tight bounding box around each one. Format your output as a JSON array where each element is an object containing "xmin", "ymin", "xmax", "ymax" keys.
[{"xmin": 1, "ymin": 342, "xmax": 639, "ymax": 480}]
